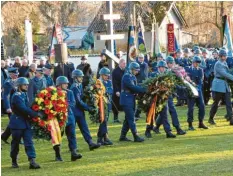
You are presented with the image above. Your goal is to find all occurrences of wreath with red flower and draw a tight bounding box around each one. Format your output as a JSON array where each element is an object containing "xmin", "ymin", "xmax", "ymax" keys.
[{"xmin": 31, "ymin": 86, "xmax": 68, "ymax": 141}]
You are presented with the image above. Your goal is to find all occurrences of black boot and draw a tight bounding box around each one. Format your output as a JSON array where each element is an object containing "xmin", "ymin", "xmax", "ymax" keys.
[
  {"xmin": 145, "ymin": 130, "xmax": 152, "ymax": 138},
  {"xmin": 53, "ymin": 145, "xmax": 63, "ymax": 161},
  {"xmin": 230, "ymin": 118, "xmax": 233, "ymax": 125},
  {"xmin": 71, "ymin": 149, "xmax": 82, "ymax": 161},
  {"xmin": 208, "ymin": 118, "xmax": 216, "ymax": 125},
  {"xmin": 113, "ymin": 114, "xmax": 121, "ymax": 123},
  {"xmin": 176, "ymin": 128, "xmax": 186, "ymax": 135},
  {"xmin": 166, "ymin": 132, "xmax": 176, "ymax": 138},
  {"xmin": 97, "ymin": 137, "xmax": 104, "ymax": 145},
  {"xmin": 12, "ymin": 158, "xmax": 19, "ymax": 168},
  {"xmin": 224, "ymin": 114, "xmax": 231, "ymax": 121},
  {"xmin": 119, "ymin": 134, "xmax": 131, "ymax": 142},
  {"xmin": 198, "ymin": 122, "xmax": 208, "ymax": 129},
  {"xmin": 29, "ymin": 158, "xmax": 40, "ymax": 169},
  {"xmin": 133, "ymin": 133, "xmax": 144, "ymax": 142},
  {"xmin": 188, "ymin": 122, "xmax": 195, "ymax": 131},
  {"xmin": 152, "ymin": 126, "xmax": 161, "ymax": 134},
  {"xmin": 89, "ymin": 141, "xmax": 101, "ymax": 151},
  {"xmin": 103, "ymin": 134, "xmax": 113, "ymax": 145}
]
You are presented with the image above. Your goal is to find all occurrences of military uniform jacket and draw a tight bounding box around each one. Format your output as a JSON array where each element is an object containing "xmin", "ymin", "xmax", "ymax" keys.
[
  {"xmin": 185, "ymin": 66, "xmax": 204, "ymax": 90},
  {"xmin": 101, "ymin": 79, "xmax": 113, "ymax": 104},
  {"xmin": 28, "ymin": 76, "xmax": 47, "ymax": 106},
  {"xmin": 136, "ymin": 61, "xmax": 149, "ymax": 84},
  {"xmin": 3, "ymin": 78, "xmax": 17, "ymax": 110},
  {"xmin": 44, "ymin": 74, "xmax": 54, "ymax": 87},
  {"xmin": 9, "ymin": 91, "xmax": 38, "ymax": 129},
  {"xmin": 70, "ymin": 83, "xmax": 90, "ymax": 116},
  {"xmin": 120, "ymin": 72, "xmax": 145, "ymax": 107},
  {"xmin": 211, "ymin": 60, "xmax": 233, "ymax": 93},
  {"xmin": 66, "ymin": 89, "xmax": 76, "ymax": 126}
]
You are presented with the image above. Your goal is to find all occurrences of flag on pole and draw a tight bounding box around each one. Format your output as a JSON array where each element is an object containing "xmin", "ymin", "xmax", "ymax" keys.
[
  {"xmin": 137, "ymin": 16, "xmax": 148, "ymax": 63},
  {"xmin": 152, "ymin": 22, "xmax": 161, "ymax": 58},
  {"xmin": 223, "ymin": 16, "xmax": 233, "ymax": 57},
  {"xmin": 49, "ymin": 24, "xmax": 63, "ymax": 64},
  {"xmin": 126, "ymin": 25, "xmax": 137, "ymax": 65},
  {"xmin": 24, "ymin": 19, "xmax": 33, "ymax": 64},
  {"xmin": 174, "ymin": 35, "xmax": 180, "ymax": 51},
  {"xmin": 114, "ymin": 40, "xmax": 117, "ymax": 56}
]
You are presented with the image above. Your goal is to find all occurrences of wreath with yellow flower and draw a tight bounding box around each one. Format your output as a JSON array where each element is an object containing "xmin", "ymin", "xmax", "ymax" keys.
[
  {"xmin": 31, "ymin": 86, "xmax": 68, "ymax": 141},
  {"xmin": 83, "ymin": 77, "xmax": 108, "ymax": 123}
]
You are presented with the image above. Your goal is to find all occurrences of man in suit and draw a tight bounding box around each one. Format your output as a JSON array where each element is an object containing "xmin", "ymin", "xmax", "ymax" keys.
[
  {"xmin": 209, "ymin": 49, "xmax": 233, "ymax": 125},
  {"xmin": 112, "ymin": 59, "xmax": 126, "ymax": 123}
]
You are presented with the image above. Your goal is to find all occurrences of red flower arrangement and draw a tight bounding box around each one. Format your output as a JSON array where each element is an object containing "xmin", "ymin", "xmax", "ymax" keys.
[{"xmin": 31, "ymin": 86, "xmax": 68, "ymax": 141}]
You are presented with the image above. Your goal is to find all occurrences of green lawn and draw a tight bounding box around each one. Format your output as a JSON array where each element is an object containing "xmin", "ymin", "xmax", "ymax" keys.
[{"xmin": 1, "ymin": 105, "xmax": 233, "ymax": 176}]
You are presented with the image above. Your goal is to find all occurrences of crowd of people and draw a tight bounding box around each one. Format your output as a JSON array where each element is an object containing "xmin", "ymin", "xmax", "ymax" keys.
[{"xmin": 1, "ymin": 45, "xmax": 233, "ymax": 169}]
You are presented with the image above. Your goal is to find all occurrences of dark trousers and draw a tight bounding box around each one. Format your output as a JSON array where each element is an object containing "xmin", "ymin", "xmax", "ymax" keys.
[
  {"xmin": 112, "ymin": 95, "xmax": 121, "ymax": 117},
  {"xmin": 10, "ymin": 128, "xmax": 36, "ymax": 160},
  {"xmin": 146, "ymin": 104, "xmax": 171, "ymax": 133},
  {"xmin": 187, "ymin": 90, "xmax": 205, "ymax": 123},
  {"xmin": 97, "ymin": 119, "xmax": 108, "ymax": 138},
  {"xmin": 121, "ymin": 106, "xmax": 137, "ymax": 135},
  {"xmin": 75, "ymin": 115, "xmax": 92, "ymax": 144},
  {"xmin": 1, "ymin": 113, "xmax": 12, "ymax": 141},
  {"xmin": 209, "ymin": 91, "xmax": 233, "ymax": 119},
  {"xmin": 65, "ymin": 123, "xmax": 77, "ymax": 151}
]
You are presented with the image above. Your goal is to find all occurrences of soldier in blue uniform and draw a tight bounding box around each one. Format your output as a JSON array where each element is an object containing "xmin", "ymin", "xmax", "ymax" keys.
[
  {"xmin": 70, "ymin": 69, "xmax": 101, "ymax": 150},
  {"xmin": 1, "ymin": 67, "xmax": 18, "ymax": 144},
  {"xmin": 55, "ymin": 76, "xmax": 82, "ymax": 161},
  {"xmin": 135, "ymin": 53, "xmax": 149, "ymax": 120},
  {"xmin": 28, "ymin": 68, "xmax": 47, "ymax": 106},
  {"xmin": 112, "ymin": 59, "xmax": 126, "ymax": 123},
  {"xmin": 97, "ymin": 67, "xmax": 113, "ymax": 145},
  {"xmin": 150, "ymin": 57, "xmax": 186, "ymax": 137},
  {"xmin": 146, "ymin": 60, "xmax": 176, "ymax": 138},
  {"xmin": 9, "ymin": 77, "xmax": 40, "ymax": 169},
  {"xmin": 185, "ymin": 56, "xmax": 208, "ymax": 130},
  {"xmin": 209, "ymin": 49, "xmax": 233, "ymax": 125},
  {"xmin": 175, "ymin": 48, "xmax": 182, "ymax": 65},
  {"xmin": 43, "ymin": 64, "xmax": 54, "ymax": 87},
  {"xmin": 203, "ymin": 49, "xmax": 214, "ymax": 105},
  {"xmin": 119, "ymin": 62, "xmax": 147, "ymax": 142}
]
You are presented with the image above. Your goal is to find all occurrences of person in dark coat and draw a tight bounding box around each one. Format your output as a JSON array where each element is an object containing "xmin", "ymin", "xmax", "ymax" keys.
[
  {"xmin": 76, "ymin": 55, "xmax": 93, "ymax": 88},
  {"xmin": 53, "ymin": 61, "xmax": 74, "ymax": 87},
  {"xmin": 97, "ymin": 52, "xmax": 109, "ymax": 78},
  {"xmin": 12, "ymin": 56, "xmax": 21, "ymax": 68},
  {"xmin": 37, "ymin": 57, "xmax": 46, "ymax": 68},
  {"xmin": 112, "ymin": 59, "xmax": 126, "ymax": 123},
  {"xmin": 18, "ymin": 59, "xmax": 29, "ymax": 77}
]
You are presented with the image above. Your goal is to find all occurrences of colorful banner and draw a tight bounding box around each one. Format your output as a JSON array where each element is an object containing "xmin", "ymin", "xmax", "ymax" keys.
[
  {"xmin": 49, "ymin": 24, "xmax": 63, "ymax": 64},
  {"xmin": 223, "ymin": 16, "xmax": 233, "ymax": 57},
  {"xmin": 24, "ymin": 19, "xmax": 33, "ymax": 64},
  {"xmin": 167, "ymin": 24, "xmax": 175, "ymax": 53},
  {"xmin": 126, "ymin": 25, "xmax": 137, "ymax": 64}
]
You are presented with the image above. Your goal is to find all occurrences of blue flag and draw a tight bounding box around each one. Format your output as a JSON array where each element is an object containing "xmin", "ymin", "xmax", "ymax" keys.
[
  {"xmin": 223, "ymin": 16, "xmax": 233, "ymax": 57},
  {"xmin": 174, "ymin": 35, "xmax": 180, "ymax": 51}
]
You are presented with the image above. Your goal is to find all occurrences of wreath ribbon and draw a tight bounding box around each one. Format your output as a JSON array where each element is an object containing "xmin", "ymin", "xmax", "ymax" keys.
[
  {"xmin": 49, "ymin": 118, "xmax": 62, "ymax": 146},
  {"xmin": 146, "ymin": 95, "xmax": 157, "ymax": 125},
  {"xmin": 99, "ymin": 95, "xmax": 105, "ymax": 123}
]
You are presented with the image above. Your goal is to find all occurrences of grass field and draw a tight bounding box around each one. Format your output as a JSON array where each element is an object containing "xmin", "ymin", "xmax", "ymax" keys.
[{"xmin": 1, "ymin": 105, "xmax": 233, "ymax": 176}]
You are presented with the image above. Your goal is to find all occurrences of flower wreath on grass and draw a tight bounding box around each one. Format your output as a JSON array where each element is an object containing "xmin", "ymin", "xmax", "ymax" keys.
[
  {"xmin": 138, "ymin": 66, "xmax": 197, "ymax": 125},
  {"xmin": 83, "ymin": 77, "xmax": 108, "ymax": 123},
  {"xmin": 31, "ymin": 86, "xmax": 68, "ymax": 144}
]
